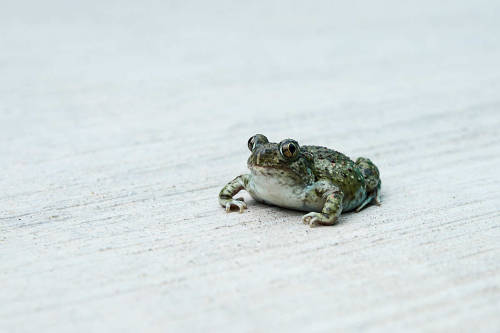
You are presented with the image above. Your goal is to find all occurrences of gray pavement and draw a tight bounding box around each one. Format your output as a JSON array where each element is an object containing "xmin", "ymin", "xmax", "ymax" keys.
[{"xmin": 1, "ymin": 0, "xmax": 499, "ymax": 331}]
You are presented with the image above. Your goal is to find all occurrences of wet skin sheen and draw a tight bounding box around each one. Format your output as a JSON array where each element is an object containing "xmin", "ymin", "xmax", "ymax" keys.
[{"xmin": 219, "ymin": 134, "xmax": 381, "ymax": 227}]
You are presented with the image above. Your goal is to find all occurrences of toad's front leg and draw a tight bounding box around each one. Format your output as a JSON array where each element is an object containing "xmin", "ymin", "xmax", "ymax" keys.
[
  {"xmin": 218, "ymin": 174, "xmax": 250, "ymax": 213},
  {"xmin": 302, "ymin": 182, "xmax": 344, "ymax": 227}
]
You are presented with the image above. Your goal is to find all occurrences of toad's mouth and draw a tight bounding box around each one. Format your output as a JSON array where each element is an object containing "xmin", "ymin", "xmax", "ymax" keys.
[
  {"xmin": 248, "ymin": 164, "xmax": 304, "ymax": 181},
  {"xmin": 248, "ymin": 162, "xmax": 288, "ymax": 171}
]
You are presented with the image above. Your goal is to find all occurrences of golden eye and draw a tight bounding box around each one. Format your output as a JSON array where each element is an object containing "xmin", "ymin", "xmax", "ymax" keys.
[
  {"xmin": 281, "ymin": 141, "xmax": 299, "ymax": 158},
  {"xmin": 248, "ymin": 134, "xmax": 269, "ymax": 151}
]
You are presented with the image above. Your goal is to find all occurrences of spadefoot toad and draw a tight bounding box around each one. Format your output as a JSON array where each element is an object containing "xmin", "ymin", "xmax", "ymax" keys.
[{"xmin": 219, "ymin": 134, "xmax": 381, "ymax": 226}]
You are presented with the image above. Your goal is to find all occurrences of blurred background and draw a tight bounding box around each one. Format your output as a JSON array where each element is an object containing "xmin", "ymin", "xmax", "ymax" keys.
[
  {"xmin": 2, "ymin": 0, "xmax": 499, "ymax": 163},
  {"xmin": 1, "ymin": 0, "xmax": 499, "ymax": 332}
]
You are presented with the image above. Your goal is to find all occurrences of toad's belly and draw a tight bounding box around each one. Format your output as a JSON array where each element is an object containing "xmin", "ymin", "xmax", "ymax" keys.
[{"xmin": 247, "ymin": 176, "xmax": 323, "ymax": 212}]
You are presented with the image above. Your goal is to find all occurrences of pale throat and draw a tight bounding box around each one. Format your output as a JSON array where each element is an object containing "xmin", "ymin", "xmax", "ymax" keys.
[{"xmin": 247, "ymin": 167, "xmax": 309, "ymax": 211}]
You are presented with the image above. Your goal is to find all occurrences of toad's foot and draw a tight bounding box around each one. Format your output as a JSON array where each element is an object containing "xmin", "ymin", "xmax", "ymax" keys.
[
  {"xmin": 302, "ymin": 212, "xmax": 338, "ymax": 227},
  {"xmin": 302, "ymin": 184, "xmax": 344, "ymax": 227},
  {"xmin": 219, "ymin": 175, "xmax": 250, "ymax": 213},
  {"xmin": 222, "ymin": 197, "xmax": 247, "ymax": 213}
]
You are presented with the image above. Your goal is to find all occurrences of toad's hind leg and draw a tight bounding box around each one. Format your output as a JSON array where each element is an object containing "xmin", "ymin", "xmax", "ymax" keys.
[{"xmin": 355, "ymin": 157, "xmax": 381, "ymax": 212}]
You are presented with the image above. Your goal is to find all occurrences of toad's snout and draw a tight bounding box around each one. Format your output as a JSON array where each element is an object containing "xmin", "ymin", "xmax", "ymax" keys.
[{"xmin": 248, "ymin": 147, "xmax": 279, "ymax": 167}]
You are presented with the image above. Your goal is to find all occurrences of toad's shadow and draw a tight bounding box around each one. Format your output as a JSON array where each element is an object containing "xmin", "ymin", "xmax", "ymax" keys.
[{"xmin": 244, "ymin": 197, "xmax": 355, "ymax": 227}]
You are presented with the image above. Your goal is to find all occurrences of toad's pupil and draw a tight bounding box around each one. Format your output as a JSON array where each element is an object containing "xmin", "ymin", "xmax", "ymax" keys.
[{"xmin": 289, "ymin": 144, "xmax": 296, "ymax": 154}]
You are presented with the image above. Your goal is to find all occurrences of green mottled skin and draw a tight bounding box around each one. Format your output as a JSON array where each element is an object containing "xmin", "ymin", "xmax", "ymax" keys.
[{"xmin": 219, "ymin": 134, "xmax": 381, "ymax": 227}]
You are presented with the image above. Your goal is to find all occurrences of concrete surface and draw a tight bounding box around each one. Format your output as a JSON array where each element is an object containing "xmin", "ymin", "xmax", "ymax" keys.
[{"xmin": 1, "ymin": 0, "xmax": 499, "ymax": 332}]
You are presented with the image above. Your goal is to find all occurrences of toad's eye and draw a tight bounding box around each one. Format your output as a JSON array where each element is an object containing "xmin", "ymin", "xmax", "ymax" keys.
[
  {"xmin": 248, "ymin": 134, "xmax": 269, "ymax": 151},
  {"xmin": 248, "ymin": 136, "xmax": 255, "ymax": 151},
  {"xmin": 280, "ymin": 140, "xmax": 300, "ymax": 158}
]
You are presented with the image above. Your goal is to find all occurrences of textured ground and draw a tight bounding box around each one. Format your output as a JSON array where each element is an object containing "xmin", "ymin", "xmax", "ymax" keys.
[{"xmin": 1, "ymin": 0, "xmax": 500, "ymax": 332}]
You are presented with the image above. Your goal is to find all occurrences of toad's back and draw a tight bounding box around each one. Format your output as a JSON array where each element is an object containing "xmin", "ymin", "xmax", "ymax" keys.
[{"xmin": 303, "ymin": 145, "xmax": 379, "ymax": 212}]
